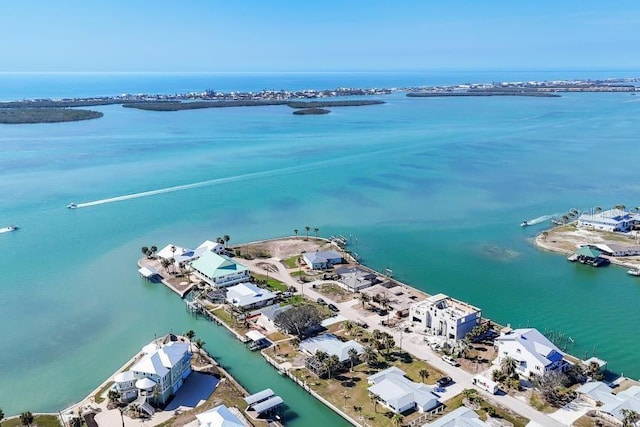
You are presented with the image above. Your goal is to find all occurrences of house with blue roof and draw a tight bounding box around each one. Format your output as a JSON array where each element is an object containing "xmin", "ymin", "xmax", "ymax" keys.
[
  {"xmin": 494, "ymin": 328, "xmax": 568, "ymax": 378},
  {"xmin": 190, "ymin": 251, "xmax": 250, "ymax": 288}
]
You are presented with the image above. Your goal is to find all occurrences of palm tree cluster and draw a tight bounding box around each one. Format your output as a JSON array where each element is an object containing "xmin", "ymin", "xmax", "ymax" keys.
[
  {"xmin": 215, "ymin": 235, "xmax": 231, "ymax": 248},
  {"xmin": 492, "ymin": 356, "xmax": 521, "ymax": 390},
  {"xmin": 140, "ymin": 245, "xmax": 158, "ymax": 259},
  {"xmin": 19, "ymin": 411, "xmax": 34, "ymax": 426},
  {"xmin": 464, "ymin": 323, "xmax": 490, "ymax": 344},
  {"xmin": 370, "ymin": 329, "xmax": 395, "ymax": 356}
]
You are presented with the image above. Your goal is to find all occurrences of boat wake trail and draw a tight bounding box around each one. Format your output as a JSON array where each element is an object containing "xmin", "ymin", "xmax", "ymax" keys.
[
  {"xmin": 524, "ymin": 214, "xmax": 554, "ymax": 225},
  {"xmin": 74, "ymin": 164, "xmax": 304, "ymax": 209}
]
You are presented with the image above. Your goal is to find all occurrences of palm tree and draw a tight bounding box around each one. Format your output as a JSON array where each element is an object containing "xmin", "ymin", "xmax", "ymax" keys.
[
  {"xmin": 185, "ymin": 330, "xmax": 196, "ymax": 350},
  {"xmin": 141, "ymin": 246, "xmax": 149, "ymax": 257},
  {"xmin": 20, "ymin": 412, "xmax": 34, "ymax": 427},
  {"xmin": 391, "ymin": 413, "xmax": 403, "ymax": 427},
  {"xmin": 362, "ymin": 346, "xmax": 376, "ymax": 366},
  {"xmin": 0, "ymin": 408, "xmax": 5, "ymax": 425},
  {"xmin": 359, "ymin": 292, "xmax": 370, "ymax": 308},
  {"xmin": 293, "ymin": 229, "xmax": 298, "ymax": 237},
  {"xmin": 501, "ymin": 356, "xmax": 518, "ymax": 377},
  {"xmin": 223, "ymin": 235, "xmax": 230, "ymax": 248},
  {"xmin": 194, "ymin": 338, "xmax": 205, "ymax": 353},
  {"xmin": 561, "ymin": 214, "xmax": 570, "ymax": 224},
  {"xmin": 615, "ymin": 204, "xmax": 626, "ymax": 212},
  {"xmin": 305, "ymin": 226, "xmax": 311, "ymax": 240},
  {"xmin": 160, "ymin": 258, "xmax": 171, "ymax": 273},
  {"xmin": 419, "ymin": 369, "xmax": 429, "ymax": 383},
  {"xmin": 348, "ymin": 347, "xmax": 359, "ymax": 371},
  {"xmin": 382, "ymin": 334, "xmax": 395, "ymax": 354},
  {"xmin": 594, "ymin": 206, "xmax": 603, "ymax": 214},
  {"xmin": 324, "ymin": 355, "xmax": 340, "ymax": 378},
  {"xmin": 315, "ymin": 350, "xmax": 328, "ymax": 362},
  {"xmin": 150, "ymin": 245, "xmax": 158, "ymax": 258},
  {"xmin": 369, "ymin": 393, "xmax": 379, "ymax": 413},
  {"xmin": 313, "ymin": 227, "xmax": 319, "ymax": 240},
  {"xmin": 342, "ymin": 390, "xmax": 349, "ymax": 408},
  {"xmin": 371, "ymin": 329, "xmax": 382, "ymax": 342},
  {"xmin": 343, "ymin": 320, "xmax": 354, "ymax": 335},
  {"xmin": 622, "ymin": 408, "xmax": 639, "ymax": 427}
]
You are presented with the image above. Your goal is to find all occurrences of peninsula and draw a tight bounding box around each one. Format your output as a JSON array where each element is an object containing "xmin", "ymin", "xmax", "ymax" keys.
[
  {"xmin": 0, "ymin": 107, "xmax": 103, "ymax": 124},
  {"xmin": 1, "ymin": 77, "xmax": 637, "ymax": 123},
  {"xmin": 131, "ymin": 234, "xmax": 631, "ymax": 427}
]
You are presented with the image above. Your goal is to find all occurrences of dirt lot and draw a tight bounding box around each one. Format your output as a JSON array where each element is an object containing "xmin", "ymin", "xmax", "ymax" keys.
[{"xmin": 238, "ymin": 238, "xmax": 334, "ymax": 260}]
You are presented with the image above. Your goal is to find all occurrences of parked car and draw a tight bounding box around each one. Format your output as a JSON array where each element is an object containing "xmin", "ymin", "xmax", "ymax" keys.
[
  {"xmin": 328, "ymin": 303, "xmax": 339, "ymax": 312},
  {"xmin": 317, "ymin": 298, "xmax": 326, "ymax": 305},
  {"xmin": 436, "ymin": 376, "xmax": 453, "ymax": 388},
  {"xmin": 442, "ymin": 355, "xmax": 459, "ymax": 366}
]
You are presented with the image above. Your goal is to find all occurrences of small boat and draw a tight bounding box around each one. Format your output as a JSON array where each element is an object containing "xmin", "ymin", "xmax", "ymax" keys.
[
  {"xmin": 67, "ymin": 203, "xmax": 78, "ymax": 209},
  {"xmin": 0, "ymin": 225, "xmax": 19, "ymax": 233},
  {"xmin": 520, "ymin": 220, "xmax": 529, "ymax": 227},
  {"xmin": 628, "ymin": 268, "xmax": 640, "ymax": 276}
]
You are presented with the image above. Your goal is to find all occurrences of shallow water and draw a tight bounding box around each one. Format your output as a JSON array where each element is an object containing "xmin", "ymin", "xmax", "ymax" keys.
[{"xmin": 1, "ymin": 71, "xmax": 640, "ymax": 418}]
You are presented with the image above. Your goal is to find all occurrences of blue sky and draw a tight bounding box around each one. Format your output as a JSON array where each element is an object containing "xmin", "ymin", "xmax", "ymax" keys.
[{"xmin": 1, "ymin": 1, "xmax": 640, "ymax": 72}]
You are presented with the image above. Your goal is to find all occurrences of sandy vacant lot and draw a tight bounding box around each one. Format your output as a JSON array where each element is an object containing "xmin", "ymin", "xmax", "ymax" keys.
[{"xmin": 240, "ymin": 237, "xmax": 336, "ymax": 260}]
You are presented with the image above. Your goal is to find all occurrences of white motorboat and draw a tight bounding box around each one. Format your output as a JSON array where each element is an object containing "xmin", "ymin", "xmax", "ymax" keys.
[
  {"xmin": 520, "ymin": 220, "xmax": 529, "ymax": 227},
  {"xmin": 67, "ymin": 203, "xmax": 78, "ymax": 209},
  {"xmin": 0, "ymin": 225, "xmax": 19, "ymax": 233},
  {"xmin": 628, "ymin": 268, "xmax": 640, "ymax": 276}
]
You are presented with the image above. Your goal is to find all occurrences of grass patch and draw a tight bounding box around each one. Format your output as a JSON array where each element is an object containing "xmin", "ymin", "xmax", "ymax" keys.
[
  {"xmin": 93, "ymin": 380, "xmax": 114, "ymax": 403},
  {"xmin": 267, "ymin": 331, "xmax": 289, "ymax": 342},
  {"xmin": 251, "ymin": 273, "xmax": 288, "ymax": 292},
  {"xmin": 281, "ymin": 256, "xmax": 299, "ymax": 269},
  {"xmin": 3, "ymin": 415, "xmax": 61, "ymax": 427},
  {"xmin": 282, "ymin": 295, "xmax": 304, "ymax": 305},
  {"xmin": 211, "ymin": 307, "xmax": 235, "ymax": 326},
  {"xmin": 528, "ymin": 391, "xmax": 555, "ymax": 413},
  {"xmin": 438, "ymin": 393, "xmax": 528, "ymax": 427}
]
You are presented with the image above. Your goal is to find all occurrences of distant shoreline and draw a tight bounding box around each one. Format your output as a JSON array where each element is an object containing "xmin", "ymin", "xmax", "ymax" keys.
[{"xmin": 0, "ymin": 77, "xmax": 637, "ymax": 123}]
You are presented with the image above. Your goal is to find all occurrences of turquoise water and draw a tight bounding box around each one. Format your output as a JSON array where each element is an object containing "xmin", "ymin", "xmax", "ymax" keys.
[{"xmin": 1, "ymin": 72, "xmax": 640, "ymax": 418}]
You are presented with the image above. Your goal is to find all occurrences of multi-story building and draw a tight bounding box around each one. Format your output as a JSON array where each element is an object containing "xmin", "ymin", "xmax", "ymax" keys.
[{"xmin": 409, "ymin": 293, "xmax": 481, "ymax": 341}]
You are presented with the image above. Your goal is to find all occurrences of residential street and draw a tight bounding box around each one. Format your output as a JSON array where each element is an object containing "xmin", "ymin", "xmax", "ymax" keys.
[{"xmin": 241, "ymin": 257, "xmax": 567, "ymax": 427}]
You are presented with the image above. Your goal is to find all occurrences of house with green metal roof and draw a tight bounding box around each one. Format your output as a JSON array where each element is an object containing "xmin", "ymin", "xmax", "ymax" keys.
[{"xmin": 190, "ymin": 251, "xmax": 250, "ymax": 288}]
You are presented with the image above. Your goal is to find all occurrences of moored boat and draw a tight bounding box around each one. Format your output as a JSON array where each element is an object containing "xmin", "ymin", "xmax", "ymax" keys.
[{"xmin": 628, "ymin": 268, "xmax": 640, "ymax": 276}]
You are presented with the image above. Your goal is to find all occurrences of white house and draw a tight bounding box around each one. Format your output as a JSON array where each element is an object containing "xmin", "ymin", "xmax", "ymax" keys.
[
  {"xmin": 494, "ymin": 328, "xmax": 568, "ymax": 378},
  {"xmin": 190, "ymin": 251, "xmax": 250, "ymax": 288},
  {"xmin": 299, "ymin": 334, "xmax": 364, "ymax": 363},
  {"xmin": 196, "ymin": 240, "xmax": 225, "ymax": 255},
  {"xmin": 196, "ymin": 404, "xmax": 245, "ymax": 427},
  {"xmin": 578, "ymin": 382, "xmax": 640, "ymax": 426},
  {"xmin": 302, "ymin": 250, "xmax": 344, "ymax": 270},
  {"xmin": 367, "ymin": 366, "xmax": 440, "ymax": 414},
  {"xmin": 409, "ymin": 293, "xmax": 481, "ymax": 341},
  {"xmin": 425, "ymin": 406, "xmax": 489, "ymax": 426},
  {"xmin": 225, "ymin": 282, "xmax": 277, "ymax": 310},
  {"xmin": 578, "ymin": 209, "xmax": 637, "ymax": 232},
  {"xmin": 592, "ymin": 243, "xmax": 640, "ymax": 257},
  {"xmin": 113, "ymin": 340, "xmax": 192, "ymax": 405}
]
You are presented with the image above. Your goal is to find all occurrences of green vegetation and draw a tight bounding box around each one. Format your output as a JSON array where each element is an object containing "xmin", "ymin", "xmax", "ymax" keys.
[
  {"xmin": 287, "ymin": 100, "xmax": 385, "ymax": 108},
  {"xmin": 281, "ymin": 256, "xmax": 300, "ymax": 269},
  {"xmin": 0, "ymin": 108, "xmax": 103, "ymax": 124},
  {"xmin": 282, "ymin": 295, "xmax": 304, "ymax": 305},
  {"xmin": 123, "ymin": 100, "xmax": 287, "ymax": 111},
  {"xmin": 1, "ymin": 414, "xmax": 60, "ymax": 427},
  {"xmin": 93, "ymin": 380, "xmax": 114, "ymax": 403},
  {"xmin": 292, "ymin": 108, "xmax": 330, "ymax": 115},
  {"xmin": 251, "ymin": 273, "xmax": 287, "ymax": 291}
]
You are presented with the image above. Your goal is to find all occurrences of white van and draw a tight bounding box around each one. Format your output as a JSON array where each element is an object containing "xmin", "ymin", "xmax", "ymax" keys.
[
  {"xmin": 472, "ymin": 374, "xmax": 500, "ymax": 394},
  {"xmin": 442, "ymin": 355, "xmax": 459, "ymax": 366}
]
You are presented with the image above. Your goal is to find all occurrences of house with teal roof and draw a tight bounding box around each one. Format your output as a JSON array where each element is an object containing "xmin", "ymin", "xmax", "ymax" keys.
[{"xmin": 190, "ymin": 251, "xmax": 250, "ymax": 288}]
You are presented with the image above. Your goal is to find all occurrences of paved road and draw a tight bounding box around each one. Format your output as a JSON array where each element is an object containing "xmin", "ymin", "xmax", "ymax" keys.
[{"xmin": 242, "ymin": 258, "xmax": 567, "ymax": 427}]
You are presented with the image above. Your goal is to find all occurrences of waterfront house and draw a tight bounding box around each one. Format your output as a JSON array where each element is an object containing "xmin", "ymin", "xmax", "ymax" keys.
[
  {"xmin": 592, "ymin": 243, "xmax": 640, "ymax": 257},
  {"xmin": 299, "ymin": 333, "xmax": 364, "ymax": 363},
  {"xmin": 190, "ymin": 251, "xmax": 250, "ymax": 288},
  {"xmin": 409, "ymin": 293, "xmax": 481, "ymax": 341},
  {"xmin": 157, "ymin": 244, "xmax": 199, "ymax": 269},
  {"xmin": 302, "ymin": 250, "xmax": 344, "ymax": 270},
  {"xmin": 335, "ymin": 266, "xmax": 378, "ymax": 292},
  {"xmin": 225, "ymin": 282, "xmax": 277, "ymax": 310},
  {"xmin": 196, "ymin": 239, "xmax": 225, "ymax": 255},
  {"xmin": 367, "ymin": 366, "xmax": 440, "ymax": 414},
  {"xmin": 494, "ymin": 328, "xmax": 568, "ymax": 378},
  {"xmin": 425, "ymin": 406, "xmax": 489, "ymax": 426},
  {"xmin": 578, "ymin": 209, "xmax": 637, "ymax": 232},
  {"xmin": 196, "ymin": 404, "xmax": 245, "ymax": 427},
  {"xmin": 578, "ymin": 382, "xmax": 640, "ymax": 426},
  {"xmin": 113, "ymin": 340, "xmax": 191, "ymax": 406},
  {"xmin": 256, "ymin": 304, "xmax": 292, "ymax": 333}
]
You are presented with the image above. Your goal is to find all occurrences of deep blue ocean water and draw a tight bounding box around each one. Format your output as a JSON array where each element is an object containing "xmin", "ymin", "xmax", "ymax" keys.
[{"xmin": 1, "ymin": 71, "xmax": 640, "ymax": 419}]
